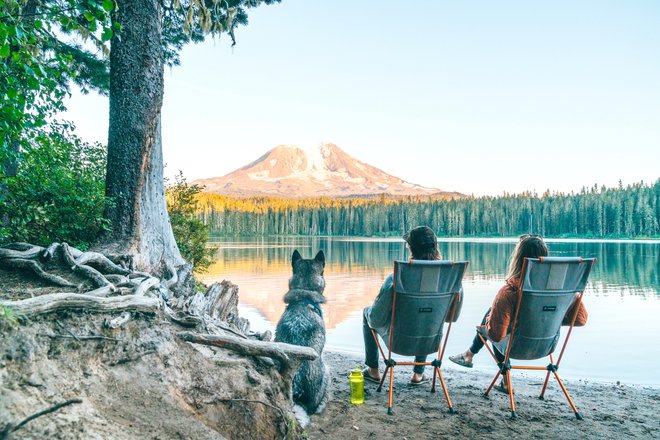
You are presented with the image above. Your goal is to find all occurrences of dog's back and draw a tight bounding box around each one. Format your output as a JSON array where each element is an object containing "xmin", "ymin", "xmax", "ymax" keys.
[{"xmin": 275, "ymin": 250, "xmax": 329, "ymax": 414}]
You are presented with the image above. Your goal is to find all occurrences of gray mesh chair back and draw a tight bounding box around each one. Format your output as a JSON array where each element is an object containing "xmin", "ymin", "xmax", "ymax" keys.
[
  {"xmin": 384, "ymin": 260, "xmax": 468, "ymax": 356},
  {"xmin": 492, "ymin": 257, "xmax": 595, "ymax": 360}
]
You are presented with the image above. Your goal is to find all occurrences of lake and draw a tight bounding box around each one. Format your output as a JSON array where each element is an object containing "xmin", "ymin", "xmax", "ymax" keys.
[{"xmin": 200, "ymin": 237, "xmax": 660, "ymax": 386}]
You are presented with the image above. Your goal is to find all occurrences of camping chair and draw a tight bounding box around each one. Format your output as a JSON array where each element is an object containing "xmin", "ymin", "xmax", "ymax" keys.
[
  {"xmin": 477, "ymin": 256, "xmax": 596, "ymax": 419},
  {"xmin": 370, "ymin": 259, "xmax": 469, "ymax": 415}
]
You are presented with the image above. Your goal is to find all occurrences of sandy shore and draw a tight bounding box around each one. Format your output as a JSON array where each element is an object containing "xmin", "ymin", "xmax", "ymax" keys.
[{"xmin": 308, "ymin": 352, "xmax": 660, "ymax": 439}]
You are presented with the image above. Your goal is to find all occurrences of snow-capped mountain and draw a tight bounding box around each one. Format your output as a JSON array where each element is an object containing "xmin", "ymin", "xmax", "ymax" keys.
[{"xmin": 194, "ymin": 143, "xmax": 457, "ymax": 198}]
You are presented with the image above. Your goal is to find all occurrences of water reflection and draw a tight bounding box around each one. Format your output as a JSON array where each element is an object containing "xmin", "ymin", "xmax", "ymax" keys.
[{"xmin": 201, "ymin": 237, "xmax": 660, "ymax": 385}]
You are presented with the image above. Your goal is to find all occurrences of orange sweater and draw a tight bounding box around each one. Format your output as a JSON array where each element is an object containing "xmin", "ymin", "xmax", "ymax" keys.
[{"xmin": 486, "ymin": 280, "xmax": 588, "ymax": 343}]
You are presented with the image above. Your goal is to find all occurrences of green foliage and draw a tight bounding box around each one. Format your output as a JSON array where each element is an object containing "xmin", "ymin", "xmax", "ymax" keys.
[
  {"xmin": 167, "ymin": 172, "xmax": 214, "ymax": 272},
  {"xmin": 0, "ymin": 1, "xmax": 115, "ymax": 159},
  {"xmin": 0, "ymin": 122, "xmax": 109, "ymax": 249},
  {"xmin": 0, "ymin": 305, "xmax": 20, "ymax": 331}
]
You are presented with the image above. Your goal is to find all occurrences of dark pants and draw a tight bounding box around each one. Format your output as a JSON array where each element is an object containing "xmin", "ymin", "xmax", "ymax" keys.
[
  {"xmin": 363, "ymin": 308, "xmax": 427, "ymax": 374},
  {"xmin": 469, "ymin": 307, "xmax": 505, "ymax": 363}
]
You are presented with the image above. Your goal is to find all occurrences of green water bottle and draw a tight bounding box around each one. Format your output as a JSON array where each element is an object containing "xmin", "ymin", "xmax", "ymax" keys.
[{"xmin": 349, "ymin": 366, "xmax": 365, "ymax": 405}]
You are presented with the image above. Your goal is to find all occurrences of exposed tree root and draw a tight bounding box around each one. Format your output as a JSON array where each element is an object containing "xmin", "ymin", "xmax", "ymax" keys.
[
  {"xmin": 61, "ymin": 243, "xmax": 112, "ymax": 288},
  {"xmin": 134, "ymin": 276, "xmax": 160, "ymax": 297},
  {"xmin": 106, "ymin": 312, "xmax": 132, "ymax": 329},
  {"xmin": 74, "ymin": 251, "xmax": 131, "ymax": 275},
  {"xmin": 0, "ymin": 293, "xmax": 160, "ymax": 316},
  {"xmin": 176, "ymin": 331, "xmax": 318, "ymax": 374},
  {"xmin": 0, "ymin": 399, "xmax": 83, "ymax": 440},
  {"xmin": 0, "ymin": 244, "xmax": 44, "ymax": 260},
  {"xmin": 0, "ymin": 258, "xmax": 76, "ymax": 288}
]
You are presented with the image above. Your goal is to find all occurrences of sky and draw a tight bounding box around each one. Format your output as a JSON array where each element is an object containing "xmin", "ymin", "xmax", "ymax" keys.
[{"xmin": 63, "ymin": 0, "xmax": 660, "ymax": 196}]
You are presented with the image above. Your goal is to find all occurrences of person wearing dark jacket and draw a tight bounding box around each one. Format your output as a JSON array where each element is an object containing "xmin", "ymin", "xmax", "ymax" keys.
[{"xmin": 363, "ymin": 226, "xmax": 463, "ymax": 385}]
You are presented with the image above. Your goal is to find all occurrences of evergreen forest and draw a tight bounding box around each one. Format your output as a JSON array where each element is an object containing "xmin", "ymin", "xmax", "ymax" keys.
[{"xmin": 196, "ymin": 180, "xmax": 660, "ymax": 238}]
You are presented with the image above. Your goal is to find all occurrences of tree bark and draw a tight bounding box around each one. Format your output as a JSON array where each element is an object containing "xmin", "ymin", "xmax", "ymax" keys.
[{"xmin": 100, "ymin": 0, "xmax": 184, "ymax": 274}]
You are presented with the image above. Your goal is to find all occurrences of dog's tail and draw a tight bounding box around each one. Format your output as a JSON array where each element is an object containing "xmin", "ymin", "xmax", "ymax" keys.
[{"xmin": 292, "ymin": 404, "xmax": 310, "ymax": 428}]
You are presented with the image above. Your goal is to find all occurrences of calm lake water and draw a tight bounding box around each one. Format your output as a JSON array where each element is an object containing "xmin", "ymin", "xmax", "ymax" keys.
[{"xmin": 200, "ymin": 237, "xmax": 660, "ymax": 386}]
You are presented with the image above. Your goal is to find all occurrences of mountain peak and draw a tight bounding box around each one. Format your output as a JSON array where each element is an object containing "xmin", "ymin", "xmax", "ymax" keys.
[{"xmin": 195, "ymin": 143, "xmax": 454, "ymax": 198}]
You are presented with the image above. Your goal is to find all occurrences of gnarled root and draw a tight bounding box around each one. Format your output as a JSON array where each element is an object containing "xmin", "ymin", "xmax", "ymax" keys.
[
  {"xmin": 0, "ymin": 292, "xmax": 160, "ymax": 317},
  {"xmin": 0, "ymin": 258, "xmax": 76, "ymax": 288},
  {"xmin": 176, "ymin": 331, "xmax": 318, "ymax": 374},
  {"xmin": 60, "ymin": 243, "xmax": 112, "ymax": 288}
]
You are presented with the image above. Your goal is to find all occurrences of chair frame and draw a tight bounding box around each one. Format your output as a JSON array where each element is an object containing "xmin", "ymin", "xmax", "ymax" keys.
[
  {"xmin": 370, "ymin": 259, "xmax": 466, "ymax": 415},
  {"xmin": 477, "ymin": 257, "xmax": 596, "ymax": 419}
]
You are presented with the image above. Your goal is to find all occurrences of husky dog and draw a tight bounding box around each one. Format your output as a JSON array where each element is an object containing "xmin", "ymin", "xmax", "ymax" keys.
[{"xmin": 275, "ymin": 249, "xmax": 329, "ymax": 416}]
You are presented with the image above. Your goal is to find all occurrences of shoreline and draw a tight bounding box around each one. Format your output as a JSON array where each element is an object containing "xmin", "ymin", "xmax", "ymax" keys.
[
  {"xmin": 310, "ymin": 351, "xmax": 660, "ymax": 439},
  {"xmin": 208, "ymin": 235, "xmax": 660, "ymax": 245},
  {"xmin": 321, "ymin": 347, "xmax": 660, "ymax": 389}
]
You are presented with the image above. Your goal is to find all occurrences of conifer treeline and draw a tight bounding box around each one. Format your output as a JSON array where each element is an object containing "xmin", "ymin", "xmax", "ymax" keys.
[{"xmin": 195, "ymin": 180, "xmax": 660, "ymax": 238}]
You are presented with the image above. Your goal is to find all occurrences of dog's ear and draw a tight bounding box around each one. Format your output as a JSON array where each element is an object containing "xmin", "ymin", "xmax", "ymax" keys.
[
  {"xmin": 292, "ymin": 250, "xmax": 302, "ymax": 267},
  {"xmin": 314, "ymin": 250, "xmax": 325, "ymax": 267}
]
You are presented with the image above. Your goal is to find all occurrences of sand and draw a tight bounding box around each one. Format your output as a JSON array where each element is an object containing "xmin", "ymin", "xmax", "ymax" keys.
[{"xmin": 308, "ymin": 352, "xmax": 660, "ymax": 440}]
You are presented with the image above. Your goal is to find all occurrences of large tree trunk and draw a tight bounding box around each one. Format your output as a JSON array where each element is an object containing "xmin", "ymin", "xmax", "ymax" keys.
[{"xmin": 99, "ymin": 0, "xmax": 184, "ymax": 274}]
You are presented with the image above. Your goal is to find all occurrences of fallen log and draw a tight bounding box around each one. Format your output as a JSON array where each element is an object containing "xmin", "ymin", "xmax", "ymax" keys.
[
  {"xmin": 0, "ymin": 293, "xmax": 160, "ymax": 317},
  {"xmin": 176, "ymin": 331, "xmax": 318, "ymax": 373}
]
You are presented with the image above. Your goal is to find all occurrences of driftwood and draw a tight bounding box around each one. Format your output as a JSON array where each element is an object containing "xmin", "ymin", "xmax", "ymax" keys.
[
  {"xmin": 176, "ymin": 331, "xmax": 318, "ymax": 373},
  {"xmin": 0, "ymin": 293, "xmax": 159, "ymax": 317},
  {"xmin": 0, "ymin": 399, "xmax": 82, "ymax": 440}
]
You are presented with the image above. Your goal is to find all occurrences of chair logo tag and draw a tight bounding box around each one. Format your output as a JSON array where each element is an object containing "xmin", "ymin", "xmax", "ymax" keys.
[
  {"xmin": 418, "ymin": 307, "xmax": 433, "ymax": 313},
  {"xmin": 543, "ymin": 306, "xmax": 557, "ymax": 312}
]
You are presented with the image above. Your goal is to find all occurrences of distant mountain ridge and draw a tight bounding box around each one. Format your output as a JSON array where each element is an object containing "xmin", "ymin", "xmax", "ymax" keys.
[{"xmin": 194, "ymin": 142, "xmax": 461, "ymax": 198}]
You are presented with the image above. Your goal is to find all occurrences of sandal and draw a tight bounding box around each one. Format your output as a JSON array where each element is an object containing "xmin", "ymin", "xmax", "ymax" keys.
[
  {"xmin": 449, "ymin": 353, "xmax": 473, "ymax": 368},
  {"xmin": 494, "ymin": 381, "xmax": 515, "ymax": 395},
  {"xmin": 362, "ymin": 368, "xmax": 381, "ymax": 384},
  {"xmin": 409, "ymin": 374, "xmax": 430, "ymax": 386}
]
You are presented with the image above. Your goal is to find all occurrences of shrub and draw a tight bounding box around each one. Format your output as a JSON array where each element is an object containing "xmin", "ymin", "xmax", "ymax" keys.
[
  {"xmin": 166, "ymin": 171, "xmax": 214, "ymax": 272},
  {"xmin": 0, "ymin": 121, "xmax": 109, "ymax": 249}
]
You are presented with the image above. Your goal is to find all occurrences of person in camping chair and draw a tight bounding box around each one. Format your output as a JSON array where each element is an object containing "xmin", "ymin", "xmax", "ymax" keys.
[
  {"xmin": 362, "ymin": 226, "xmax": 463, "ymax": 385},
  {"xmin": 449, "ymin": 235, "xmax": 588, "ymax": 393}
]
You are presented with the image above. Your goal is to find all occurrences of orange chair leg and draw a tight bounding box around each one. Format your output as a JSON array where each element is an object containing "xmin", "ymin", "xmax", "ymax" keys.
[
  {"xmin": 553, "ymin": 371, "xmax": 583, "ymax": 420},
  {"xmin": 431, "ymin": 366, "xmax": 438, "ymax": 393},
  {"xmin": 539, "ymin": 370, "xmax": 552, "ymax": 399},
  {"xmin": 484, "ymin": 370, "xmax": 501, "ymax": 396},
  {"xmin": 377, "ymin": 366, "xmax": 389, "ymax": 392},
  {"xmin": 387, "ymin": 366, "xmax": 395, "ymax": 415},
  {"xmin": 506, "ymin": 370, "xmax": 517, "ymax": 419},
  {"xmin": 436, "ymin": 368, "xmax": 455, "ymax": 414}
]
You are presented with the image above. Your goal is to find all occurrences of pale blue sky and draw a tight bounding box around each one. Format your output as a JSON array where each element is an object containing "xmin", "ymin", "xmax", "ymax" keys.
[{"xmin": 64, "ymin": 0, "xmax": 660, "ymax": 196}]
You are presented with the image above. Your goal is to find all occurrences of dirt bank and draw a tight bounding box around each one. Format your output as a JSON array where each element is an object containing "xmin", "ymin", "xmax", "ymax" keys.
[
  {"xmin": 309, "ymin": 352, "xmax": 660, "ymax": 440},
  {"xmin": 0, "ymin": 311, "xmax": 299, "ymax": 440}
]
